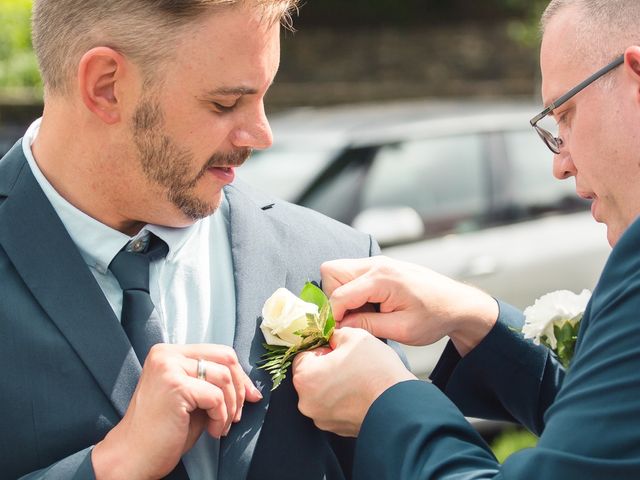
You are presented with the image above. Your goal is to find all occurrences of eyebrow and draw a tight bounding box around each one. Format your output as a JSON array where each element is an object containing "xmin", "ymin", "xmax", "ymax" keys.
[{"xmin": 205, "ymin": 86, "xmax": 258, "ymax": 97}]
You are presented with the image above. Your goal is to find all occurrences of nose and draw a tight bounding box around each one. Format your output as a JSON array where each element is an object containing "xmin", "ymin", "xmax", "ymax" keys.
[
  {"xmin": 552, "ymin": 148, "xmax": 577, "ymax": 180},
  {"xmin": 230, "ymin": 102, "xmax": 273, "ymax": 150}
]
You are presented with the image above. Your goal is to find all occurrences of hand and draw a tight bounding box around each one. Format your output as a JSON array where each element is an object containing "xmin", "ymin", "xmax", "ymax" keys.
[
  {"xmin": 293, "ymin": 328, "xmax": 416, "ymax": 437},
  {"xmin": 321, "ymin": 256, "xmax": 499, "ymax": 356},
  {"xmin": 92, "ymin": 344, "xmax": 263, "ymax": 480}
]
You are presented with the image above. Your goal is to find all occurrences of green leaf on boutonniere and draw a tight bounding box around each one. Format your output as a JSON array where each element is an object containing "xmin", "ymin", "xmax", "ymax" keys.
[
  {"xmin": 552, "ymin": 320, "xmax": 580, "ymax": 369},
  {"xmin": 320, "ymin": 302, "xmax": 335, "ymax": 340},
  {"xmin": 300, "ymin": 282, "xmax": 328, "ymax": 309},
  {"xmin": 300, "ymin": 282, "xmax": 335, "ymax": 340}
]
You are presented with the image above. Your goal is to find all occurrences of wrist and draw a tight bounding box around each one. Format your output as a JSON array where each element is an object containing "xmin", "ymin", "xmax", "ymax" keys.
[
  {"xmin": 367, "ymin": 369, "xmax": 417, "ymax": 410},
  {"xmin": 449, "ymin": 292, "xmax": 498, "ymax": 357},
  {"xmin": 93, "ymin": 426, "xmax": 151, "ymax": 480}
]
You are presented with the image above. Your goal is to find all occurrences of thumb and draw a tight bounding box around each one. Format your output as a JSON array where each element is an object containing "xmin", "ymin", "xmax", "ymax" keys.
[
  {"xmin": 328, "ymin": 327, "xmax": 355, "ymax": 349},
  {"xmin": 309, "ymin": 346, "xmax": 332, "ymax": 356},
  {"xmin": 339, "ymin": 311, "xmax": 404, "ymax": 342}
]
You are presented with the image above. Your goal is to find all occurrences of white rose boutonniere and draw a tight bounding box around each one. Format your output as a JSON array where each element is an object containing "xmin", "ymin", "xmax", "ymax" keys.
[
  {"xmin": 258, "ymin": 282, "xmax": 335, "ymax": 390},
  {"xmin": 522, "ymin": 289, "xmax": 591, "ymax": 368},
  {"xmin": 260, "ymin": 288, "xmax": 320, "ymax": 347}
]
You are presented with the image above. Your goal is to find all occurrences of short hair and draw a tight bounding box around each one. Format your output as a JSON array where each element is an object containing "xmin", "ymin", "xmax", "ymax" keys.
[
  {"xmin": 32, "ymin": 0, "xmax": 299, "ymax": 96},
  {"xmin": 541, "ymin": 0, "xmax": 640, "ymax": 67}
]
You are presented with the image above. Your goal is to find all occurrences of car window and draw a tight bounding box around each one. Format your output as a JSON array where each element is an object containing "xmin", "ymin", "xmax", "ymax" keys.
[
  {"xmin": 361, "ymin": 134, "xmax": 488, "ymax": 237},
  {"xmin": 505, "ymin": 130, "xmax": 586, "ymax": 217},
  {"xmin": 300, "ymin": 147, "xmax": 375, "ymax": 225}
]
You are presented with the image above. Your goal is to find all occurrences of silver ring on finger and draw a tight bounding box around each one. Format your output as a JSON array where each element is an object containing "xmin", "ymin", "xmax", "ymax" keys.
[{"xmin": 197, "ymin": 358, "xmax": 207, "ymax": 380}]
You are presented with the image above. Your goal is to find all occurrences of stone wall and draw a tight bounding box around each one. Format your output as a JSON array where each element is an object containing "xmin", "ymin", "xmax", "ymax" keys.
[
  {"xmin": 267, "ymin": 22, "xmax": 541, "ymax": 110},
  {"xmin": 0, "ymin": 22, "xmax": 542, "ymax": 124}
]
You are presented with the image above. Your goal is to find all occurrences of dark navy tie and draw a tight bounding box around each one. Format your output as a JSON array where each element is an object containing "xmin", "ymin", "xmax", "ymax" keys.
[{"xmin": 109, "ymin": 233, "xmax": 168, "ymax": 364}]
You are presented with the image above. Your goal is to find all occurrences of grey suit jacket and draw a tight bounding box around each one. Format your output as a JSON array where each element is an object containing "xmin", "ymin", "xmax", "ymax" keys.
[{"xmin": 0, "ymin": 141, "xmax": 382, "ymax": 479}]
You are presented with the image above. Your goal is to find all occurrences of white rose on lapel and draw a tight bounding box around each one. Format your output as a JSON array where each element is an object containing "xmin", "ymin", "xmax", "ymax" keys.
[
  {"xmin": 259, "ymin": 283, "xmax": 336, "ymax": 390},
  {"xmin": 260, "ymin": 288, "xmax": 319, "ymax": 347}
]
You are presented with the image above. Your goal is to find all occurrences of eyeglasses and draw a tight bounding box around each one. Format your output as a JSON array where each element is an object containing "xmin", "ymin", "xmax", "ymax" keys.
[{"xmin": 529, "ymin": 54, "xmax": 625, "ymax": 154}]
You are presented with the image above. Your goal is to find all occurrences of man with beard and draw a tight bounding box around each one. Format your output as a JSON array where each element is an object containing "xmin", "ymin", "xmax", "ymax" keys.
[{"xmin": 0, "ymin": 1, "xmax": 389, "ymax": 479}]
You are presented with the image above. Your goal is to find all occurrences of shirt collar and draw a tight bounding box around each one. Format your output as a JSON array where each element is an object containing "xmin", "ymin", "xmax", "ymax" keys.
[{"xmin": 22, "ymin": 118, "xmax": 221, "ymax": 271}]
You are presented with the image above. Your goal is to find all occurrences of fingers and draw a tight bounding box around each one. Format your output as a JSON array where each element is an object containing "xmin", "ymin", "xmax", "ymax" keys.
[
  {"xmin": 320, "ymin": 257, "xmax": 380, "ymax": 298},
  {"xmin": 292, "ymin": 347, "xmax": 331, "ymax": 371},
  {"xmin": 176, "ymin": 344, "xmax": 262, "ymax": 427},
  {"xmin": 328, "ymin": 326, "xmax": 371, "ymax": 349},
  {"xmin": 293, "ymin": 327, "xmax": 411, "ymax": 437},
  {"xmin": 328, "ymin": 328, "xmax": 349, "ymax": 349},
  {"xmin": 182, "ymin": 346, "xmax": 243, "ymax": 428},
  {"xmin": 338, "ymin": 310, "xmax": 409, "ymax": 343},
  {"xmin": 191, "ymin": 359, "xmax": 236, "ymax": 434},
  {"xmin": 242, "ymin": 373, "xmax": 264, "ymax": 404},
  {"xmin": 329, "ymin": 270, "xmax": 393, "ymax": 321},
  {"xmin": 183, "ymin": 376, "xmax": 228, "ymax": 438}
]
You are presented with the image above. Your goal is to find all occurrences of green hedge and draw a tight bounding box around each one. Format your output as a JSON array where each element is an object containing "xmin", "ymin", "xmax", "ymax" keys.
[
  {"xmin": 0, "ymin": 0, "xmax": 41, "ymax": 90},
  {"xmin": 490, "ymin": 427, "xmax": 539, "ymax": 463}
]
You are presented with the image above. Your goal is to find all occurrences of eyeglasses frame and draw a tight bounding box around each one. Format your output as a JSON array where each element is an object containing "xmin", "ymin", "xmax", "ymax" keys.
[{"xmin": 529, "ymin": 53, "xmax": 625, "ymax": 154}]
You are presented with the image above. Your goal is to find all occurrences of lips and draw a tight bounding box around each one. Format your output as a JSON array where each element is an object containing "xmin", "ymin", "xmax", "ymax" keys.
[
  {"xmin": 575, "ymin": 190, "xmax": 601, "ymax": 221},
  {"xmin": 576, "ymin": 190, "xmax": 595, "ymax": 201},
  {"xmin": 200, "ymin": 148, "xmax": 251, "ymax": 184},
  {"xmin": 207, "ymin": 166, "xmax": 235, "ymax": 183}
]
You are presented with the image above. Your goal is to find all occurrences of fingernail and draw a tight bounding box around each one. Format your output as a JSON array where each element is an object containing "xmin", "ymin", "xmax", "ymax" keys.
[
  {"xmin": 235, "ymin": 406, "xmax": 243, "ymax": 423},
  {"xmin": 254, "ymin": 385, "xmax": 263, "ymax": 399}
]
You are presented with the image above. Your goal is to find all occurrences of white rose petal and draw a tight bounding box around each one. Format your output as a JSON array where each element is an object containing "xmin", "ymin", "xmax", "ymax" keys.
[
  {"xmin": 260, "ymin": 288, "xmax": 319, "ymax": 347},
  {"xmin": 522, "ymin": 289, "xmax": 591, "ymax": 348}
]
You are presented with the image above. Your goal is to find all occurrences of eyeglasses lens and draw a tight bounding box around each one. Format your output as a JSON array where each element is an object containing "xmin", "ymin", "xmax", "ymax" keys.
[{"xmin": 536, "ymin": 115, "xmax": 561, "ymax": 154}]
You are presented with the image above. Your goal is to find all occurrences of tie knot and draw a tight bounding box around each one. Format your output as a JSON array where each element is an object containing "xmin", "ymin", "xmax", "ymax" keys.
[{"xmin": 109, "ymin": 233, "xmax": 168, "ymax": 292}]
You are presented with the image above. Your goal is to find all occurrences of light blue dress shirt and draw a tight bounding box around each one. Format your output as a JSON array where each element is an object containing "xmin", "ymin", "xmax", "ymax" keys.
[{"xmin": 22, "ymin": 118, "xmax": 236, "ymax": 480}]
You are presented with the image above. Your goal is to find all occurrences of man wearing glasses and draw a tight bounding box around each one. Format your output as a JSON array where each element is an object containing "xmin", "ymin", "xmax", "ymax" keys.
[{"xmin": 292, "ymin": 0, "xmax": 640, "ymax": 478}]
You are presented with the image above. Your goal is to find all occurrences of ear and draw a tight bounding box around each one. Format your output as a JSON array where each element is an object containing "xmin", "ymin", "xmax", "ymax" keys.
[
  {"xmin": 624, "ymin": 46, "xmax": 640, "ymax": 95},
  {"xmin": 77, "ymin": 47, "xmax": 128, "ymax": 125}
]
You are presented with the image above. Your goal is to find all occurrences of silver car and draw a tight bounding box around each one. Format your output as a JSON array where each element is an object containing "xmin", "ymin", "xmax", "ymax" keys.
[{"xmin": 239, "ymin": 99, "xmax": 611, "ymax": 377}]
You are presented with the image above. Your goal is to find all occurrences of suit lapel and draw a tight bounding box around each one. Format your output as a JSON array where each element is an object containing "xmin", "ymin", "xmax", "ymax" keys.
[
  {"xmin": 0, "ymin": 147, "xmax": 140, "ymax": 417},
  {"xmin": 218, "ymin": 183, "xmax": 287, "ymax": 480}
]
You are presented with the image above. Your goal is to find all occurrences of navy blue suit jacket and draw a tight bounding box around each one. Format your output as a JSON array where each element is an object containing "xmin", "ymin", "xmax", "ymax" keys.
[
  {"xmin": 0, "ymin": 141, "xmax": 383, "ymax": 479},
  {"xmin": 354, "ymin": 216, "xmax": 640, "ymax": 479}
]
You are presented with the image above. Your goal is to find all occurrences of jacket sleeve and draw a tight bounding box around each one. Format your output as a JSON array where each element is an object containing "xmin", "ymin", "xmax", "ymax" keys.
[
  {"xmin": 430, "ymin": 301, "xmax": 564, "ymax": 435},
  {"xmin": 18, "ymin": 448, "xmax": 96, "ymax": 480},
  {"xmin": 354, "ymin": 220, "xmax": 640, "ymax": 480}
]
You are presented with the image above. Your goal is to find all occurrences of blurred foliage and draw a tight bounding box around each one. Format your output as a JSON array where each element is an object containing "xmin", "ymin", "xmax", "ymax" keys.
[
  {"xmin": 297, "ymin": 0, "xmax": 548, "ymax": 27},
  {"xmin": 0, "ymin": 0, "xmax": 548, "ymax": 93},
  {"xmin": 490, "ymin": 427, "xmax": 539, "ymax": 463},
  {"xmin": 0, "ymin": 0, "xmax": 41, "ymax": 92},
  {"xmin": 503, "ymin": 0, "xmax": 549, "ymax": 48}
]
